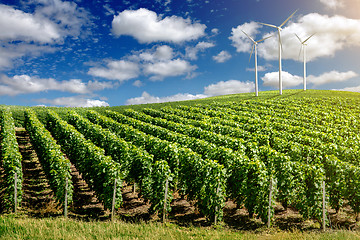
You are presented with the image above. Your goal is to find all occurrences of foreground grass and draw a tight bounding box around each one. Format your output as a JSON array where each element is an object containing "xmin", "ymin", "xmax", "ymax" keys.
[{"xmin": 1, "ymin": 215, "xmax": 360, "ymax": 240}]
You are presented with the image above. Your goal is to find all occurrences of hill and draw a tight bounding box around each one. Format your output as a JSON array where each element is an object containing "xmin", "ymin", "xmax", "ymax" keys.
[{"xmin": 1, "ymin": 89, "xmax": 360, "ymax": 238}]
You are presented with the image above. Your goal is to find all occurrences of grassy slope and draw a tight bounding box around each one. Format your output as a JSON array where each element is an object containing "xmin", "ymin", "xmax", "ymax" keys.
[
  {"xmin": 3, "ymin": 89, "xmax": 360, "ymax": 239},
  {"xmin": 8, "ymin": 89, "xmax": 360, "ymax": 126},
  {"xmin": 103, "ymin": 89, "xmax": 360, "ymax": 112},
  {"xmin": 1, "ymin": 214, "xmax": 360, "ymax": 240}
]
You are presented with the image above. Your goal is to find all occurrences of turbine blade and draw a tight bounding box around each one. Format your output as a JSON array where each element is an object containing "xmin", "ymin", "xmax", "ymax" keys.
[
  {"xmin": 303, "ymin": 33, "xmax": 315, "ymax": 44},
  {"xmin": 257, "ymin": 22, "xmax": 277, "ymax": 28},
  {"xmin": 279, "ymin": 9, "xmax": 298, "ymax": 28},
  {"xmin": 249, "ymin": 44, "xmax": 255, "ymax": 63},
  {"xmin": 295, "ymin": 33, "xmax": 302, "ymax": 43},
  {"xmin": 257, "ymin": 35, "xmax": 272, "ymax": 43},
  {"xmin": 242, "ymin": 30, "xmax": 256, "ymax": 44}
]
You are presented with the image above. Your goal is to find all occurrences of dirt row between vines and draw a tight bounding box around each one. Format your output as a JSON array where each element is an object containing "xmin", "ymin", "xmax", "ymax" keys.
[{"xmin": 1, "ymin": 127, "xmax": 357, "ymax": 230}]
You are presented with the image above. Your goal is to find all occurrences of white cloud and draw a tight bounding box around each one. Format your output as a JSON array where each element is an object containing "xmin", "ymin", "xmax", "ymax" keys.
[
  {"xmin": 246, "ymin": 65, "xmax": 268, "ymax": 72},
  {"xmin": 31, "ymin": 0, "xmax": 91, "ymax": 39},
  {"xmin": 133, "ymin": 80, "xmax": 143, "ymax": 87},
  {"xmin": 126, "ymin": 91, "xmax": 207, "ymax": 105},
  {"xmin": 90, "ymin": 45, "xmax": 197, "ymax": 82},
  {"xmin": 261, "ymin": 70, "xmax": 357, "ymax": 88},
  {"xmin": 230, "ymin": 13, "xmax": 360, "ymax": 62},
  {"xmin": 136, "ymin": 45, "xmax": 174, "ymax": 62},
  {"xmin": 155, "ymin": 0, "xmax": 172, "ymax": 6},
  {"xmin": 143, "ymin": 59, "xmax": 197, "ymax": 81},
  {"xmin": 213, "ymin": 50, "xmax": 231, "ymax": 63},
  {"xmin": 335, "ymin": 85, "xmax": 360, "ymax": 92},
  {"xmin": 0, "ymin": 74, "xmax": 113, "ymax": 96},
  {"xmin": 260, "ymin": 14, "xmax": 360, "ymax": 62},
  {"xmin": 308, "ymin": 70, "xmax": 358, "ymax": 85},
  {"xmin": 230, "ymin": 21, "xmax": 262, "ymax": 53},
  {"xmin": 88, "ymin": 60, "xmax": 140, "ymax": 82},
  {"xmin": 0, "ymin": 4, "xmax": 60, "ymax": 43},
  {"xmin": 211, "ymin": 28, "xmax": 219, "ymax": 35},
  {"xmin": 37, "ymin": 96, "xmax": 110, "ymax": 107},
  {"xmin": 204, "ymin": 80, "xmax": 254, "ymax": 96},
  {"xmin": 0, "ymin": 1, "xmax": 91, "ymax": 70},
  {"xmin": 103, "ymin": 4, "xmax": 115, "ymax": 16},
  {"xmin": 320, "ymin": 0, "xmax": 344, "ymax": 9},
  {"xmin": 0, "ymin": 43, "xmax": 57, "ymax": 69},
  {"xmin": 185, "ymin": 41, "xmax": 215, "ymax": 60},
  {"xmin": 262, "ymin": 71, "xmax": 303, "ymax": 88},
  {"xmin": 153, "ymin": 45, "xmax": 174, "ymax": 60},
  {"xmin": 0, "ymin": 0, "xmax": 91, "ymax": 43},
  {"xmin": 111, "ymin": 8, "xmax": 206, "ymax": 43},
  {"xmin": 126, "ymin": 79, "xmax": 254, "ymax": 105}
]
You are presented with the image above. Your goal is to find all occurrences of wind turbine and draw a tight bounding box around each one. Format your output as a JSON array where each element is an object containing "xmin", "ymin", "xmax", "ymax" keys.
[
  {"xmin": 295, "ymin": 33, "xmax": 315, "ymax": 91},
  {"xmin": 258, "ymin": 10, "xmax": 298, "ymax": 95},
  {"xmin": 242, "ymin": 30, "xmax": 271, "ymax": 97}
]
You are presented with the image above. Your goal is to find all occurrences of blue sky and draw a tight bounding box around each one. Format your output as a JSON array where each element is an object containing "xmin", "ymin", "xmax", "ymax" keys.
[{"xmin": 1, "ymin": 0, "xmax": 360, "ymax": 107}]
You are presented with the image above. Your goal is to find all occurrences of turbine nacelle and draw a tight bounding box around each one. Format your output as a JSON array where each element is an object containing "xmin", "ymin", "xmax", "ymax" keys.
[
  {"xmin": 294, "ymin": 32, "xmax": 314, "ymax": 91},
  {"xmin": 241, "ymin": 30, "xmax": 272, "ymax": 97},
  {"xmin": 295, "ymin": 33, "xmax": 315, "ymax": 59},
  {"xmin": 255, "ymin": 9, "xmax": 298, "ymax": 95}
]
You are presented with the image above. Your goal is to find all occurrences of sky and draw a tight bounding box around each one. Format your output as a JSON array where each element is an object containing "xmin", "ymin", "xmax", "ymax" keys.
[{"xmin": 1, "ymin": 0, "xmax": 360, "ymax": 107}]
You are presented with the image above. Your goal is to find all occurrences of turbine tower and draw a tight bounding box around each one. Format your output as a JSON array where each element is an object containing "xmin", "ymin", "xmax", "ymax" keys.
[
  {"xmin": 258, "ymin": 10, "xmax": 298, "ymax": 95},
  {"xmin": 295, "ymin": 33, "xmax": 315, "ymax": 91},
  {"xmin": 242, "ymin": 30, "xmax": 271, "ymax": 97}
]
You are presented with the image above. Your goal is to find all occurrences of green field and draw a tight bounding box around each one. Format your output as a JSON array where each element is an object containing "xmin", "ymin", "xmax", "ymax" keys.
[
  {"xmin": 1, "ymin": 214, "xmax": 360, "ymax": 240},
  {"xmin": 2, "ymin": 89, "xmax": 360, "ymax": 239}
]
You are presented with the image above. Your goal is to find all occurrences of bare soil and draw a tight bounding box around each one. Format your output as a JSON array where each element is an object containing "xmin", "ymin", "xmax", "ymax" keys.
[
  {"xmin": 16, "ymin": 128, "xmax": 59, "ymax": 216},
  {"xmin": 69, "ymin": 163, "xmax": 106, "ymax": 220}
]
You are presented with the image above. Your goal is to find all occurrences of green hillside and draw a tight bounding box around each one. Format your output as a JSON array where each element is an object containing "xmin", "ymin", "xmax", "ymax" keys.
[{"xmin": 2, "ymin": 89, "xmax": 360, "ymax": 239}]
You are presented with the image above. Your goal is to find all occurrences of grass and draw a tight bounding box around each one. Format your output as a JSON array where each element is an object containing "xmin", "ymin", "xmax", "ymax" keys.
[{"xmin": 1, "ymin": 214, "xmax": 360, "ymax": 240}]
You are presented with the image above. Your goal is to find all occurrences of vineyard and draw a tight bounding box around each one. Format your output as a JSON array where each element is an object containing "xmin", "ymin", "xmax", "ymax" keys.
[{"xmin": 1, "ymin": 90, "xmax": 360, "ymax": 230}]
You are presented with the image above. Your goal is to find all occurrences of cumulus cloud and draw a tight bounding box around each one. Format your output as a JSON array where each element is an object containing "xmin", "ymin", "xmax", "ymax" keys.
[
  {"xmin": 231, "ymin": 13, "xmax": 360, "ymax": 62},
  {"xmin": 0, "ymin": 1, "xmax": 90, "ymax": 42},
  {"xmin": 0, "ymin": 74, "xmax": 113, "ymax": 96},
  {"xmin": 126, "ymin": 91, "xmax": 207, "ymax": 105},
  {"xmin": 320, "ymin": 0, "xmax": 344, "ymax": 9},
  {"xmin": 308, "ymin": 70, "xmax": 358, "ymax": 85},
  {"xmin": 88, "ymin": 60, "xmax": 140, "ymax": 82},
  {"xmin": 143, "ymin": 59, "xmax": 197, "ymax": 81},
  {"xmin": 37, "ymin": 96, "xmax": 109, "ymax": 107},
  {"xmin": 135, "ymin": 45, "xmax": 174, "ymax": 62},
  {"xmin": 211, "ymin": 28, "xmax": 219, "ymax": 35},
  {"xmin": 31, "ymin": 0, "xmax": 92, "ymax": 39},
  {"xmin": 204, "ymin": 80, "xmax": 254, "ymax": 96},
  {"xmin": 213, "ymin": 50, "xmax": 232, "ymax": 63},
  {"xmin": 126, "ymin": 80, "xmax": 255, "ymax": 105},
  {"xmin": 0, "ymin": 4, "xmax": 60, "ymax": 43},
  {"xmin": 262, "ymin": 71, "xmax": 303, "ymax": 88},
  {"xmin": 230, "ymin": 22, "xmax": 262, "ymax": 53},
  {"xmin": 0, "ymin": 1, "xmax": 91, "ymax": 69},
  {"xmin": 111, "ymin": 8, "xmax": 206, "ymax": 43},
  {"xmin": 185, "ymin": 41, "xmax": 215, "ymax": 60},
  {"xmin": 133, "ymin": 80, "xmax": 144, "ymax": 87},
  {"xmin": 90, "ymin": 45, "xmax": 197, "ymax": 82},
  {"xmin": 335, "ymin": 85, "xmax": 360, "ymax": 92},
  {"xmin": 261, "ymin": 70, "xmax": 357, "ymax": 88}
]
